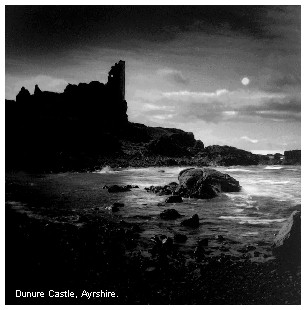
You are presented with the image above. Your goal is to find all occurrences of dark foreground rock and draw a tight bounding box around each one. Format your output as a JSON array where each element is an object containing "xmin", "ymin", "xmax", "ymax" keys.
[
  {"xmin": 165, "ymin": 195, "xmax": 183, "ymax": 203},
  {"xmin": 108, "ymin": 185, "xmax": 131, "ymax": 193},
  {"xmin": 177, "ymin": 167, "xmax": 241, "ymax": 199},
  {"xmin": 174, "ymin": 233, "xmax": 188, "ymax": 243},
  {"xmin": 181, "ymin": 214, "xmax": 200, "ymax": 228},
  {"xmin": 113, "ymin": 202, "xmax": 125, "ymax": 208},
  {"xmin": 272, "ymin": 211, "xmax": 301, "ymax": 263},
  {"xmin": 145, "ymin": 182, "xmax": 178, "ymax": 195},
  {"xmin": 160, "ymin": 209, "xmax": 182, "ymax": 220}
]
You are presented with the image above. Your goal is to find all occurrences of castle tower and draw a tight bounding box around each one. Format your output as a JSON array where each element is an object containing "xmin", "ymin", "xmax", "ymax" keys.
[
  {"xmin": 107, "ymin": 60, "xmax": 125, "ymax": 101},
  {"xmin": 118, "ymin": 60, "xmax": 125, "ymax": 101}
]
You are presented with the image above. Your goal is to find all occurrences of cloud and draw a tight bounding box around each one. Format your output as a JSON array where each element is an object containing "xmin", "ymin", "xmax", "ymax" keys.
[
  {"xmin": 151, "ymin": 114, "xmax": 174, "ymax": 120},
  {"xmin": 264, "ymin": 73, "xmax": 301, "ymax": 93},
  {"xmin": 135, "ymin": 87, "xmax": 300, "ymax": 125},
  {"xmin": 157, "ymin": 68, "xmax": 189, "ymax": 85},
  {"xmin": 240, "ymin": 136, "xmax": 258, "ymax": 144},
  {"xmin": 142, "ymin": 103, "xmax": 175, "ymax": 112},
  {"xmin": 6, "ymin": 74, "xmax": 69, "ymax": 100},
  {"xmin": 163, "ymin": 89, "xmax": 228, "ymax": 99}
]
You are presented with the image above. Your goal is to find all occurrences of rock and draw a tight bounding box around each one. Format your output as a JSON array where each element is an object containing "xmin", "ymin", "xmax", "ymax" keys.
[
  {"xmin": 145, "ymin": 266, "xmax": 157, "ymax": 274},
  {"xmin": 201, "ymin": 145, "xmax": 260, "ymax": 166},
  {"xmin": 165, "ymin": 195, "xmax": 183, "ymax": 203},
  {"xmin": 145, "ymin": 182, "xmax": 178, "ymax": 196},
  {"xmin": 102, "ymin": 185, "xmax": 109, "ymax": 189},
  {"xmin": 125, "ymin": 184, "xmax": 138, "ymax": 189},
  {"xmin": 188, "ymin": 140, "xmax": 205, "ymax": 154},
  {"xmin": 283, "ymin": 150, "xmax": 301, "ymax": 165},
  {"xmin": 246, "ymin": 245, "xmax": 256, "ymax": 251},
  {"xmin": 174, "ymin": 233, "xmax": 187, "ymax": 243},
  {"xmin": 177, "ymin": 167, "xmax": 241, "ymax": 199},
  {"xmin": 181, "ymin": 214, "xmax": 200, "ymax": 228},
  {"xmin": 106, "ymin": 205, "xmax": 119, "ymax": 212},
  {"xmin": 215, "ymin": 235, "xmax": 225, "ymax": 242},
  {"xmin": 193, "ymin": 246, "xmax": 205, "ymax": 259},
  {"xmin": 160, "ymin": 209, "xmax": 182, "ymax": 220},
  {"xmin": 272, "ymin": 211, "xmax": 301, "ymax": 263},
  {"xmin": 113, "ymin": 202, "xmax": 124, "ymax": 208},
  {"xmin": 198, "ymin": 238, "xmax": 209, "ymax": 246},
  {"xmin": 108, "ymin": 185, "xmax": 131, "ymax": 193},
  {"xmin": 161, "ymin": 236, "xmax": 173, "ymax": 248},
  {"xmin": 146, "ymin": 132, "xmax": 195, "ymax": 157},
  {"xmin": 194, "ymin": 140, "xmax": 205, "ymax": 151},
  {"xmin": 145, "ymin": 185, "xmax": 171, "ymax": 195},
  {"xmin": 150, "ymin": 235, "xmax": 173, "ymax": 256}
]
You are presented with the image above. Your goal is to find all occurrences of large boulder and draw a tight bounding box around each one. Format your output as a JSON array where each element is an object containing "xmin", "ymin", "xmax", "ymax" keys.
[
  {"xmin": 177, "ymin": 167, "xmax": 241, "ymax": 199},
  {"xmin": 272, "ymin": 211, "xmax": 301, "ymax": 263}
]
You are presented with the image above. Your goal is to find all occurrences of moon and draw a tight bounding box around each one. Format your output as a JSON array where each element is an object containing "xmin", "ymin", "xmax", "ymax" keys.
[{"xmin": 241, "ymin": 77, "xmax": 250, "ymax": 86}]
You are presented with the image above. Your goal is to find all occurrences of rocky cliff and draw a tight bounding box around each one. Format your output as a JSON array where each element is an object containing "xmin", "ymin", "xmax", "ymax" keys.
[
  {"xmin": 6, "ymin": 61, "xmax": 204, "ymax": 171},
  {"xmin": 283, "ymin": 150, "xmax": 301, "ymax": 165},
  {"xmin": 5, "ymin": 60, "xmax": 300, "ymax": 172}
]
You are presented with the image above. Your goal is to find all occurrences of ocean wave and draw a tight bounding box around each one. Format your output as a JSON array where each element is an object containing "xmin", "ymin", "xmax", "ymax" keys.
[
  {"xmin": 240, "ymin": 232, "xmax": 259, "ymax": 236},
  {"xmin": 219, "ymin": 215, "xmax": 286, "ymax": 225},
  {"xmin": 233, "ymin": 208, "xmax": 244, "ymax": 213},
  {"xmin": 225, "ymin": 168, "xmax": 254, "ymax": 173},
  {"xmin": 264, "ymin": 166, "xmax": 283, "ymax": 170},
  {"xmin": 258, "ymin": 180, "xmax": 290, "ymax": 185}
]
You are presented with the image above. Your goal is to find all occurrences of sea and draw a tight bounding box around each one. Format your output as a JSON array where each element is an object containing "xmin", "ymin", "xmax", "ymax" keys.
[
  {"xmin": 92, "ymin": 165, "xmax": 301, "ymax": 251},
  {"xmin": 7, "ymin": 165, "xmax": 301, "ymax": 257}
]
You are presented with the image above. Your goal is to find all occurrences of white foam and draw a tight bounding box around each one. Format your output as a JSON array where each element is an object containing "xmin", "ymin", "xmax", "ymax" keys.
[
  {"xmin": 219, "ymin": 215, "xmax": 286, "ymax": 225},
  {"xmin": 225, "ymin": 168, "xmax": 254, "ymax": 173},
  {"xmin": 258, "ymin": 180, "xmax": 290, "ymax": 185},
  {"xmin": 233, "ymin": 208, "xmax": 244, "ymax": 213},
  {"xmin": 241, "ymin": 232, "xmax": 259, "ymax": 236},
  {"xmin": 264, "ymin": 166, "xmax": 283, "ymax": 170}
]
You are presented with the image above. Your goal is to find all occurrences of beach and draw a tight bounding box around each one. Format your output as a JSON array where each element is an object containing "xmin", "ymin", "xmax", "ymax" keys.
[{"xmin": 5, "ymin": 166, "xmax": 301, "ymax": 304}]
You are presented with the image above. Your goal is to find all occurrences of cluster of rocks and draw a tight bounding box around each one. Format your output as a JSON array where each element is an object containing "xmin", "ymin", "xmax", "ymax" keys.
[
  {"xmin": 145, "ymin": 182, "xmax": 178, "ymax": 195},
  {"xmin": 103, "ymin": 167, "xmax": 300, "ymax": 266},
  {"xmin": 103, "ymin": 184, "xmax": 139, "ymax": 193},
  {"xmin": 146, "ymin": 167, "xmax": 241, "ymax": 200}
]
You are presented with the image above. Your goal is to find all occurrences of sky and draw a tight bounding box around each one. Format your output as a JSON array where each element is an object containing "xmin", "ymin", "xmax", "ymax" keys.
[{"xmin": 5, "ymin": 5, "xmax": 301, "ymax": 153}]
